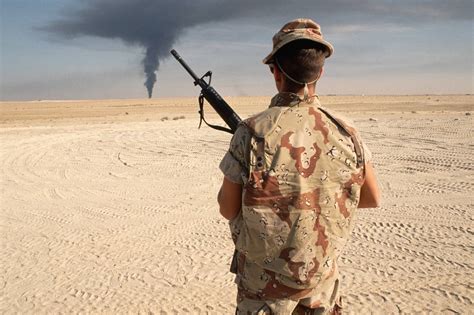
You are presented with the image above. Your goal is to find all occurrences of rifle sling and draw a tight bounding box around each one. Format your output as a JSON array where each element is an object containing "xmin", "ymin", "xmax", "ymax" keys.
[{"xmin": 198, "ymin": 94, "xmax": 233, "ymax": 134}]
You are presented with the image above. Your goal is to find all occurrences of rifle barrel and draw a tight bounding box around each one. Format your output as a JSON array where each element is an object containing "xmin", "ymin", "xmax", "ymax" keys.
[{"xmin": 170, "ymin": 49, "xmax": 201, "ymax": 83}]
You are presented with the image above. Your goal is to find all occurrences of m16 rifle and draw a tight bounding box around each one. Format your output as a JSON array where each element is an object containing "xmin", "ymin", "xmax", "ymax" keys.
[{"xmin": 170, "ymin": 49, "xmax": 242, "ymax": 134}]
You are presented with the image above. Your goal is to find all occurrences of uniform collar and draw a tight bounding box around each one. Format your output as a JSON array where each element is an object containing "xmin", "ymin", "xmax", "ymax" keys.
[{"xmin": 269, "ymin": 92, "xmax": 320, "ymax": 108}]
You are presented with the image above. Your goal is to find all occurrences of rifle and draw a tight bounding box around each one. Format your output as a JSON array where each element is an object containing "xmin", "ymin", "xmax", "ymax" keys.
[{"xmin": 170, "ymin": 49, "xmax": 242, "ymax": 134}]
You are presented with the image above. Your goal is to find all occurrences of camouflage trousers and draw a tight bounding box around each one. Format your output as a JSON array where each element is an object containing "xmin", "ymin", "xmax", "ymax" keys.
[{"xmin": 236, "ymin": 291, "xmax": 343, "ymax": 315}]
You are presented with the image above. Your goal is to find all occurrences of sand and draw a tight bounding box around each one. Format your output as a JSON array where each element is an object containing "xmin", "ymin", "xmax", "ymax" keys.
[{"xmin": 0, "ymin": 95, "xmax": 473, "ymax": 314}]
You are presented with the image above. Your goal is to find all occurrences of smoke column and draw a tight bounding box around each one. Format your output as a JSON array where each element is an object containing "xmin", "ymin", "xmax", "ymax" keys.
[
  {"xmin": 144, "ymin": 47, "xmax": 158, "ymax": 98},
  {"xmin": 43, "ymin": 0, "xmax": 471, "ymax": 98},
  {"xmin": 43, "ymin": 0, "xmax": 272, "ymax": 98}
]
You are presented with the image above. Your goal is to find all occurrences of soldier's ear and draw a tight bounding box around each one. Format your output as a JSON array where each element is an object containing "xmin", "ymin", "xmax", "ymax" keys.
[
  {"xmin": 273, "ymin": 64, "xmax": 283, "ymax": 81},
  {"xmin": 273, "ymin": 66, "xmax": 284, "ymax": 92},
  {"xmin": 319, "ymin": 67, "xmax": 324, "ymax": 80}
]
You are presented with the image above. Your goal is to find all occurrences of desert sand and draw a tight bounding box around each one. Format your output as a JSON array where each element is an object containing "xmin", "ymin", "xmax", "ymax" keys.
[{"xmin": 0, "ymin": 95, "xmax": 473, "ymax": 314}]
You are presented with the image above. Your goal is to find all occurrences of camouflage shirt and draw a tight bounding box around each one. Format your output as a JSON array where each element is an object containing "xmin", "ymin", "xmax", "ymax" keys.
[{"xmin": 220, "ymin": 92, "xmax": 370, "ymax": 309}]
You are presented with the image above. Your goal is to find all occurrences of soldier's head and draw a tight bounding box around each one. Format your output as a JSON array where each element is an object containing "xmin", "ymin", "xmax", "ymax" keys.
[{"xmin": 263, "ymin": 18, "xmax": 333, "ymax": 97}]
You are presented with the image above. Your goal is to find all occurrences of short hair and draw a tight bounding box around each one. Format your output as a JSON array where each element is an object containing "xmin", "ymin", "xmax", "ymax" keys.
[{"xmin": 274, "ymin": 40, "xmax": 326, "ymax": 92}]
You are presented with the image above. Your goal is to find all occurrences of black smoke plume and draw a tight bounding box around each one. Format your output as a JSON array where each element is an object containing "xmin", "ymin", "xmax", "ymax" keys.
[
  {"xmin": 43, "ymin": 0, "xmax": 471, "ymax": 98},
  {"xmin": 43, "ymin": 0, "xmax": 270, "ymax": 98}
]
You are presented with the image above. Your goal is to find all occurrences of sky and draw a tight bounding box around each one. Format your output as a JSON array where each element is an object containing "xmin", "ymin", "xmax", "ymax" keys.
[{"xmin": 0, "ymin": 0, "xmax": 472, "ymax": 101}]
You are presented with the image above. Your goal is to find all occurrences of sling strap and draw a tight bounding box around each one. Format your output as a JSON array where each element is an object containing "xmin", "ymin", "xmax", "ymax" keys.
[{"xmin": 198, "ymin": 93, "xmax": 233, "ymax": 134}]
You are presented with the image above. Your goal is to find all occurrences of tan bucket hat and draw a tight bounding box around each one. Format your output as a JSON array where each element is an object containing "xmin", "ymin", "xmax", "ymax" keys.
[{"xmin": 263, "ymin": 18, "xmax": 334, "ymax": 64}]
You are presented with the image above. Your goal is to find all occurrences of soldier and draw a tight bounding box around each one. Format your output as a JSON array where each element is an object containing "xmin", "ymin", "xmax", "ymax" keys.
[{"xmin": 218, "ymin": 18, "xmax": 380, "ymax": 314}]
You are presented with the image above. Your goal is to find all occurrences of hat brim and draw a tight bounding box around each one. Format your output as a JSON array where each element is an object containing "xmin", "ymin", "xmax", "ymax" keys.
[{"xmin": 262, "ymin": 37, "xmax": 334, "ymax": 64}]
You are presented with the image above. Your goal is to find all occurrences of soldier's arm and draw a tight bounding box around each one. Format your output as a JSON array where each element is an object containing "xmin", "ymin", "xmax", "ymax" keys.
[
  {"xmin": 218, "ymin": 177, "xmax": 242, "ymax": 220},
  {"xmin": 358, "ymin": 162, "xmax": 381, "ymax": 208}
]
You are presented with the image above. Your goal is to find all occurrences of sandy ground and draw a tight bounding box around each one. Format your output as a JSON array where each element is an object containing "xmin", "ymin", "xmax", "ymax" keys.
[{"xmin": 0, "ymin": 95, "xmax": 473, "ymax": 314}]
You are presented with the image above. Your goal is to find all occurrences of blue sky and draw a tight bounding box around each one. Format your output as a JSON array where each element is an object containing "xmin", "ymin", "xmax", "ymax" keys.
[{"xmin": 1, "ymin": 0, "xmax": 472, "ymax": 101}]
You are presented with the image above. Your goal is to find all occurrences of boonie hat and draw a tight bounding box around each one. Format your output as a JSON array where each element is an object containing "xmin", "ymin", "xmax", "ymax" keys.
[{"xmin": 263, "ymin": 18, "xmax": 334, "ymax": 64}]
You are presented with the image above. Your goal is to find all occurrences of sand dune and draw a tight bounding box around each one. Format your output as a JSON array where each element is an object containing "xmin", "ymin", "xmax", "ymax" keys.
[{"xmin": 0, "ymin": 95, "xmax": 473, "ymax": 313}]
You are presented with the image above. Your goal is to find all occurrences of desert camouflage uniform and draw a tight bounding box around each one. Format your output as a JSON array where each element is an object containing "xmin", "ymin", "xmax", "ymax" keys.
[{"xmin": 220, "ymin": 92, "xmax": 370, "ymax": 314}]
